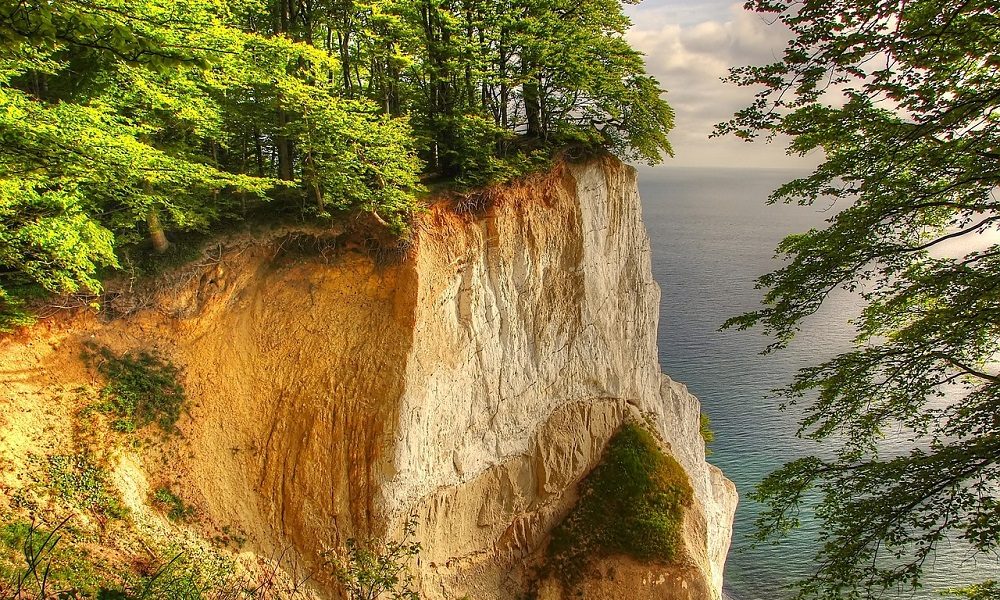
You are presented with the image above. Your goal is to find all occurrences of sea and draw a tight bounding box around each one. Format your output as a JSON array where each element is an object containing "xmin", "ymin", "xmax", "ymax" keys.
[{"xmin": 636, "ymin": 166, "xmax": 1000, "ymax": 600}]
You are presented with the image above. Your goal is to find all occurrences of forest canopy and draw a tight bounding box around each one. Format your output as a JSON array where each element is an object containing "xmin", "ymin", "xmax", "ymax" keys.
[{"xmin": 0, "ymin": 0, "xmax": 674, "ymax": 330}]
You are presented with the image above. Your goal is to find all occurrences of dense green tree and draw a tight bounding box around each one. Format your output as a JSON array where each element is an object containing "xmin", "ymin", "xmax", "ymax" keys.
[
  {"xmin": 0, "ymin": 0, "xmax": 421, "ymax": 327},
  {"xmin": 719, "ymin": 0, "xmax": 1000, "ymax": 598},
  {"xmin": 1, "ymin": 0, "xmax": 673, "ymax": 330},
  {"xmin": 0, "ymin": 0, "xmax": 269, "ymax": 323}
]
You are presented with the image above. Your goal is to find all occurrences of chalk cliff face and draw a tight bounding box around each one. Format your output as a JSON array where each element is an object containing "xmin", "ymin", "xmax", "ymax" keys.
[
  {"xmin": 0, "ymin": 157, "xmax": 736, "ymax": 599},
  {"xmin": 392, "ymin": 159, "xmax": 737, "ymax": 598}
]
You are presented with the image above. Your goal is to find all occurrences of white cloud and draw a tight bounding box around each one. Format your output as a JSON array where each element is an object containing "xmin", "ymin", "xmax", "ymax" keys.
[{"xmin": 625, "ymin": 2, "xmax": 821, "ymax": 169}]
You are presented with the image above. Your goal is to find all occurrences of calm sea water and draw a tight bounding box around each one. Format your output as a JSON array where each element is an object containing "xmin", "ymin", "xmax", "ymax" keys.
[{"xmin": 637, "ymin": 166, "xmax": 1000, "ymax": 600}]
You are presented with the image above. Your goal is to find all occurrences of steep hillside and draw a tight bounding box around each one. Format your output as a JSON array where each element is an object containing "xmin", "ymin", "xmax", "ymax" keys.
[{"xmin": 0, "ymin": 157, "xmax": 736, "ymax": 599}]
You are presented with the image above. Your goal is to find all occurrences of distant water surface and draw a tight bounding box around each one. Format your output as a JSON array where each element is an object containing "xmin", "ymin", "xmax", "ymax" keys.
[{"xmin": 637, "ymin": 166, "xmax": 1000, "ymax": 600}]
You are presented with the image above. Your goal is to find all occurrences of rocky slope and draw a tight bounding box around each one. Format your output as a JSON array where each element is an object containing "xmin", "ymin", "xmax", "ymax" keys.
[{"xmin": 0, "ymin": 156, "xmax": 737, "ymax": 599}]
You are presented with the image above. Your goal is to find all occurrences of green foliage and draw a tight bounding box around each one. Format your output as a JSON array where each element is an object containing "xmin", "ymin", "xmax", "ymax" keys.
[
  {"xmin": 699, "ymin": 413, "xmax": 714, "ymax": 444},
  {"xmin": 547, "ymin": 421, "xmax": 693, "ymax": 587},
  {"xmin": 699, "ymin": 413, "xmax": 714, "ymax": 455},
  {"xmin": 45, "ymin": 453, "xmax": 128, "ymax": 520},
  {"xmin": 0, "ymin": 0, "xmax": 673, "ymax": 329},
  {"xmin": 0, "ymin": 517, "xmax": 238, "ymax": 600},
  {"xmin": 117, "ymin": 553, "xmax": 216, "ymax": 600},
  {"xmin": 945, "ymin": 581, "xmax": 1000, "ymax": 600},
  {"xmin": 0, "ymin": 517, "xmax": 110, "ymax": 599},
  {"xmin": 718, "ymin": 0, "xmax": 1000, "ymax": 597},
  {"xmin": 151, "ymin": 487, "xmax": 195, "ymax": 523},
  {"xmin": 0, "ymin": 181, "xmax": 117, "ymax": 330},
  {"xmin": 87, "ymin": 345, "xmax": 186, "ymax": 434},
  {"xmin": 326, "ymin": 516, "xmax": 421, "ymax": 600}
]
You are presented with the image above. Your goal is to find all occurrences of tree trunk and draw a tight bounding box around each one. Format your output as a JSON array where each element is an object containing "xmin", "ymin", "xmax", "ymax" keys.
[
  {"xmin": 253, "ymin": 125, "xmax": 265, "ymax": 176},
  {"xmin": 523, "ymin": 61, "xmax": 541, "ymax": 137},
  {"xmin": 276, "ymin": 110, "xmax": 294, "ymax": 181},
  {"xmin": 147, "ymin": 207, "xmax": 170, "ymax": 253},
  {"xmin": 524, "ymin": 82, "xmax": 541, "ymax": 137}
]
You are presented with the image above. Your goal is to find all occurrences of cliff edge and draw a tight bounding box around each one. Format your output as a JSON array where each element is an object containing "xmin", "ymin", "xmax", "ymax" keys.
[{"xmin": 0, "ymin": 156, "xmax": 737, "ymax": 598}]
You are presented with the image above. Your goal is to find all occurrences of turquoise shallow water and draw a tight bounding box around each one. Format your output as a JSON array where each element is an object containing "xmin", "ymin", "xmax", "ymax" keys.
[{"xmin": 637, "ymin": 166, "xmax": 1000, "ymax": 600}]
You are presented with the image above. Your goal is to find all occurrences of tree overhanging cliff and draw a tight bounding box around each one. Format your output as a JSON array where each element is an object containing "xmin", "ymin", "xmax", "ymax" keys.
[
  {"xmin": 0, "ymin": 0, "xmax": 675, "ymax": 331},
  {"xmin": 719, "ymin": 1, "xmax": 1000, "ymax": 597}
]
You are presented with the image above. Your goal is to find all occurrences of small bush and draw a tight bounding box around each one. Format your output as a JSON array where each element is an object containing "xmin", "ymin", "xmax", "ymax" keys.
[
  {"xmin": 326, "ymin": 516, "xmax": 421, "ymax": 600},
  {"xmin": 547, "ymin": 421, "xmax": 694, "ymax": 588},
  {"xmin": 151, "ymin": 488, "xmax": 194, "ymax": 523},
  {"xmin": 700, "ymin": 413, "xmax": 715, "ymax": 455},
  {"xmin": 945, "ymin": 581, "xmax": 999, "ymax": 600},
  {"xmin": 46, "ymin": 453, "xmax": 128, "ymax": 519},
  {"xmin": 86, "ymin": 345, "xmax": 186, "ymax": 433}
]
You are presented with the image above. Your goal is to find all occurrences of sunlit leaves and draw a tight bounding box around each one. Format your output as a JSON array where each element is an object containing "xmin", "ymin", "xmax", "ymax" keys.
[{"xmin": 721, "ymin": 0, "xmax": 1000, "ymax": 596}]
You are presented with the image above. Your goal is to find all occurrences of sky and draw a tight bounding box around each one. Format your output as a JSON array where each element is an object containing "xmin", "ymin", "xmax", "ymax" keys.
[{"xmin": 623, "ymin": 1, "xmax": 817, "ymax": 169}]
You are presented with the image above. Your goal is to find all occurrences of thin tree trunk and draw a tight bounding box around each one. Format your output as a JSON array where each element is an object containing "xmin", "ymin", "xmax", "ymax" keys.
[
  {"xmin": 147, "ymin": 206, "xmax": 170, "ymax": 253},
  {"xmin": 523, "ymin": 68, "xmax": 541, "ymax": 137},
  {"xmin": 253, "ymin": 125, "xmax": 265, "ymax": 176},
  {"xmin": 276, "ymin": 110, "xmax": 294, "ymax": 181}
]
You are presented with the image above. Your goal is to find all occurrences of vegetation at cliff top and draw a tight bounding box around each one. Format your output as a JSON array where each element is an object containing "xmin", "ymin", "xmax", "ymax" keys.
[
  {"xmin": 0, "ymin": 0, "xmax": 675, "ymax": 331},
  {"xmin": 719, "ymin": 0, "xmax": 1000, "ymax": 597},
  {"xmin": 547, "ymin": 421, "xmax": 693, "ymax": 588}
]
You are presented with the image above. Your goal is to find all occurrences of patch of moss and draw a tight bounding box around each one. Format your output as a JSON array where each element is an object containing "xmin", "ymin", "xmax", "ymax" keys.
[
  {"xmin": 46, "ymin": 453, "xmax": 128, "ymax": 520},
  {"xmin": 547, "ymin": 421, "xmax": 694, "ymax": 587},
  {"xmin": 85, "ymin": 344, "xmax": 186, "ymax": 434},
  {"xmin": 151, "ymin": 487, "xmax": 195, "ymax": 523}
]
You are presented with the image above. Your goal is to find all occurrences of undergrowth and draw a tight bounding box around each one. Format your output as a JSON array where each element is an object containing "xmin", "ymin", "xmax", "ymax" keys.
[
  {"xmin": 0, "ymin": 516, "xmax": 308, "ymax": 599},
  {"xmin": 44, "ymin": 453, "xmax": 128, "ymax": 520},
  {"xmin": 0, "ymin": 517, "xmax": 108, "ymax": 597},
  {"xmin": 84, "ymin": 344, "xmax": 186, "ymax": 434},
  {"xmin": 151, "ymin": 487, "xmax": 195, "ymax": 523},
  {"xmin": 546, "ymin": 421, "xmax": 693, "ymax": 588}
]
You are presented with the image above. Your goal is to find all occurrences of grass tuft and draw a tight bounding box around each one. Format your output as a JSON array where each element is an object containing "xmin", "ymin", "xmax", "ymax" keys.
[{"xmin": 151, "ymin": 487, "xmax": 195, "ymax": 523}]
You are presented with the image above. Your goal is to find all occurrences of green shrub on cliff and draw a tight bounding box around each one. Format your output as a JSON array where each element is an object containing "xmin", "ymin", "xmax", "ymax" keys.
[
  {"xmin": 700, "ymin": 412, "xmax": 715, "ymax": 456},
  {"xmin": 547, "ymin": 421, "xmax": 693, "ymax": 586},
  {"xmin": 86, "ymin": 345, "xmax": 186, "ymax": 434},
  {"xmin": 327, "ymin": 516, "xmax": 421, "ymax": 600}
]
